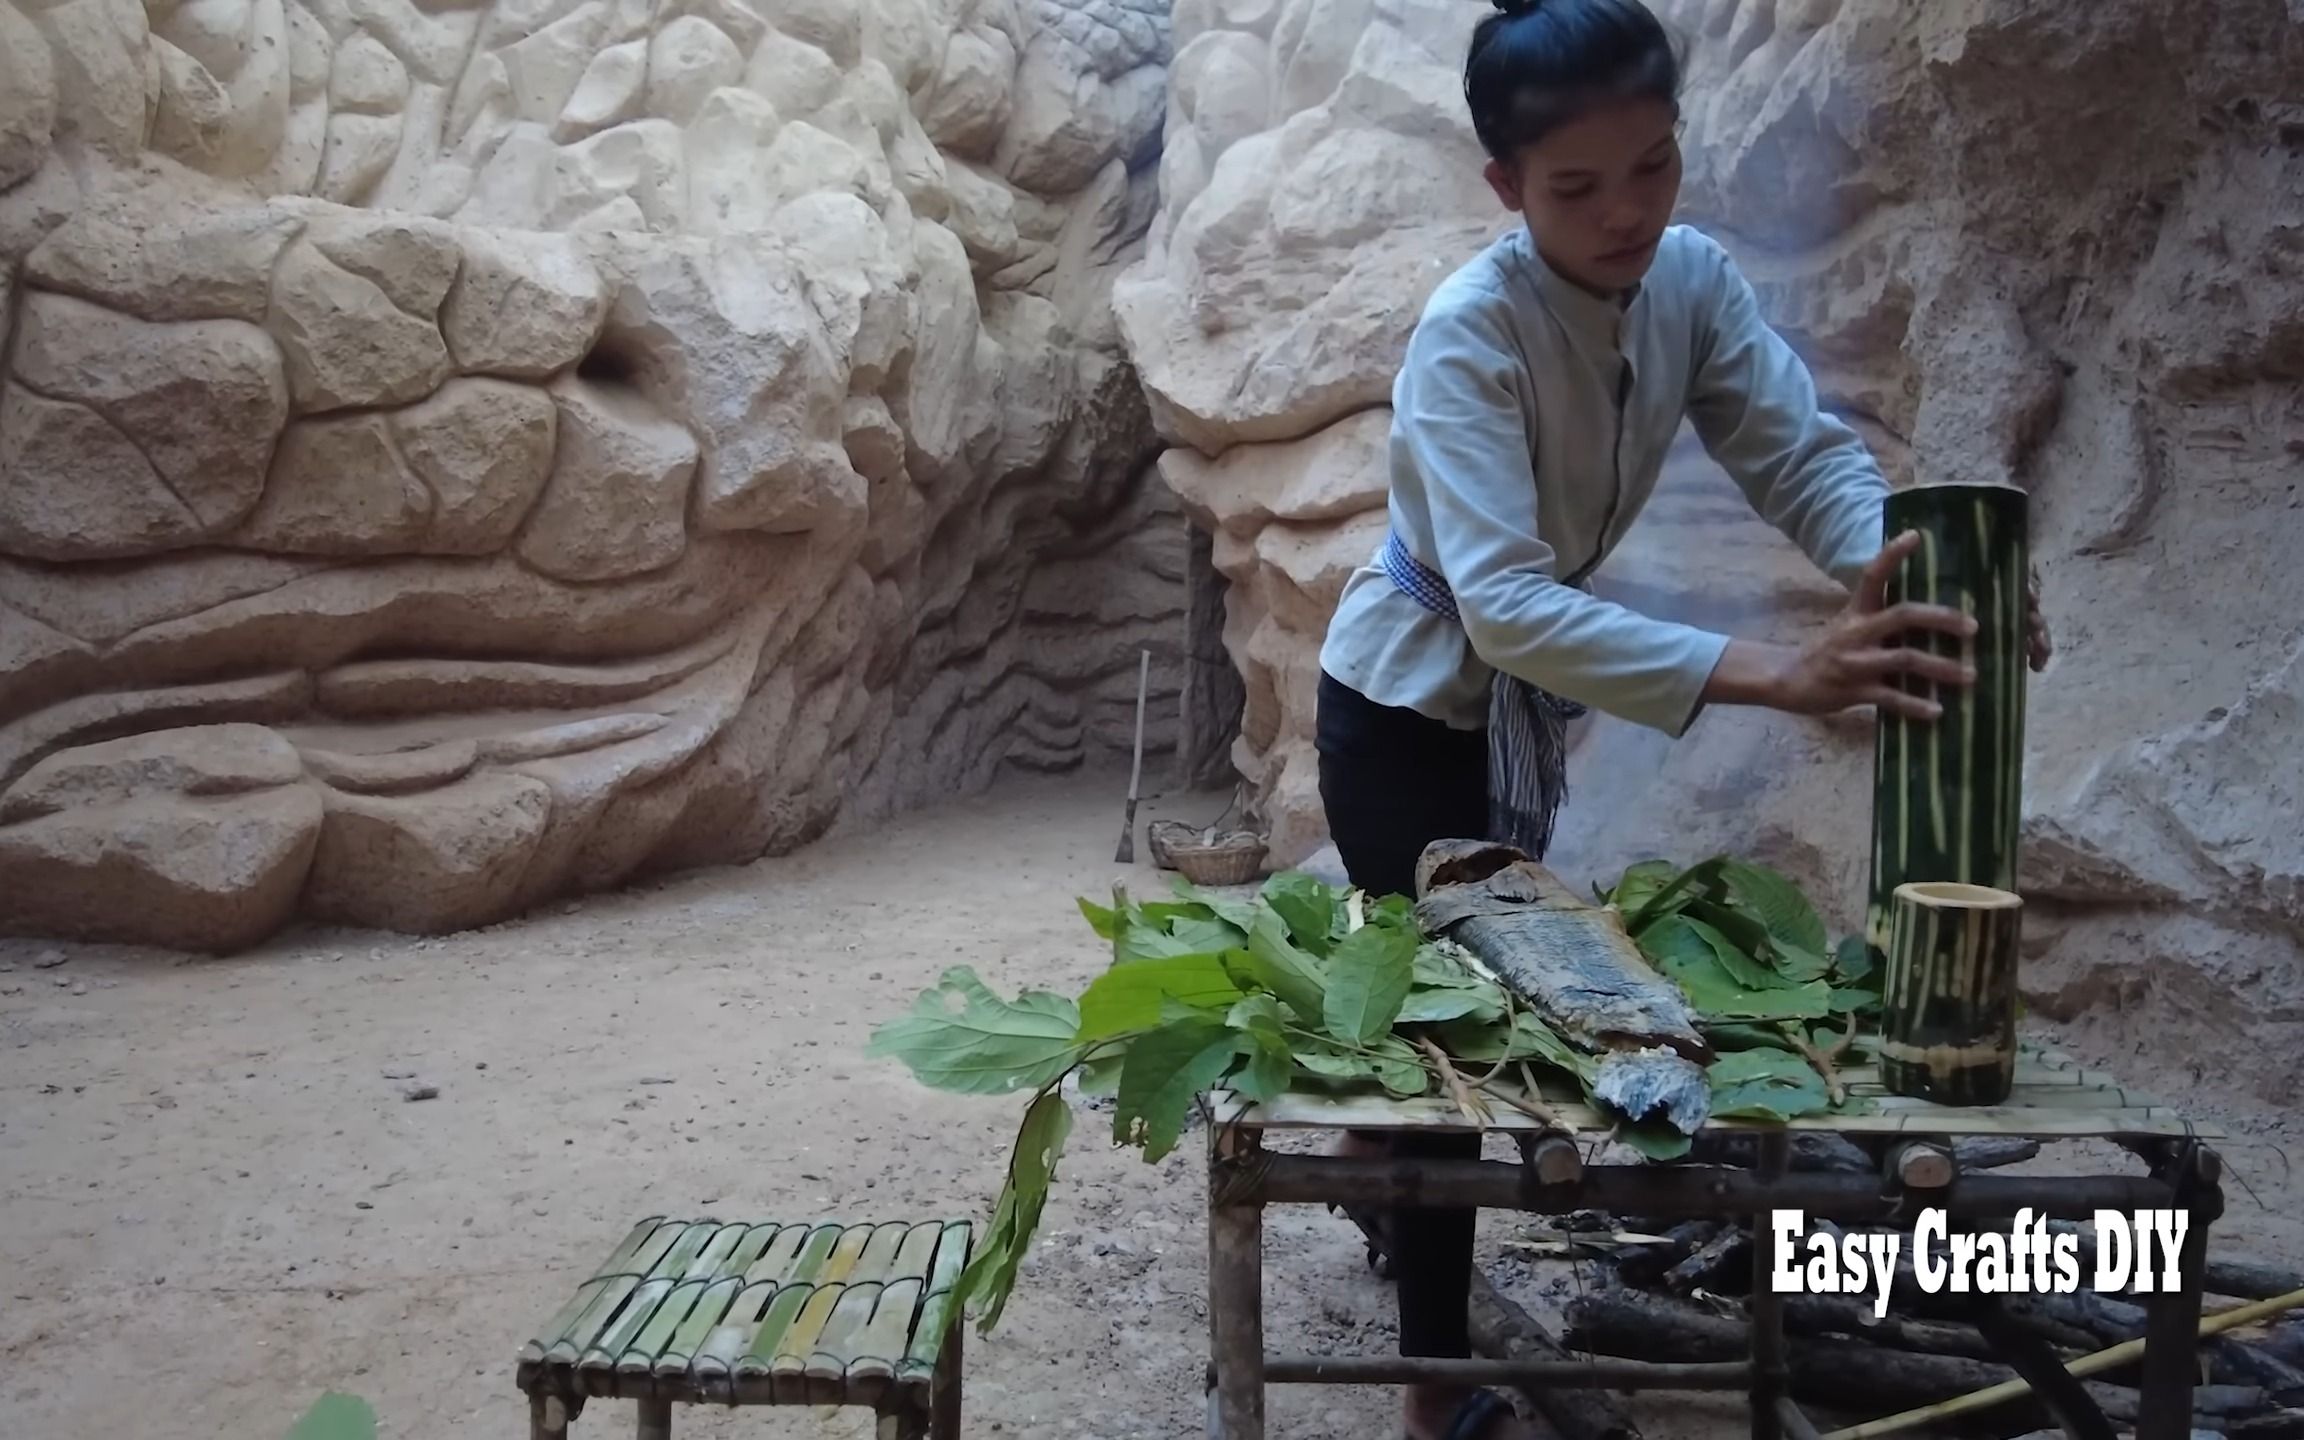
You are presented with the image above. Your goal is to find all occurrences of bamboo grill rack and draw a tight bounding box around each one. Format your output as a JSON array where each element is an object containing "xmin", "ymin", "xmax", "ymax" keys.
[
  {"xmin": 1200, "ymin": 1040, "xmax": 2227, "ymax": 1440},
  {"xmin": 514, "ymin": 1216, "xmax": 971, "ymax": 1439}
]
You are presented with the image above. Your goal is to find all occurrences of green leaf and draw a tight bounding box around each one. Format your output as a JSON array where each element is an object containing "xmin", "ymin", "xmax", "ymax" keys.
[
  {"xmin": 1613, "ymin": 1115, "xmax": 1694, "ymax": 1160},
  {"xmin": 1168, "ymin": 915, "xmax": 1250, "ymax": 954},
  {"xmin": 1075, "ymin": 1045, "xmax": 1125, "ymax": 1096},
  {"xmin": 1605, "ymin": 859, "xmax": 1678, "ymax": 913},
  {"xmin": 1396, "ymin": 986, "xmax": 1506, "ymax": 1025},
  {"xmin": 1413, "ymin": 942, "xmax": 1481, "ymax": 988},
  {"xmin": 1076, "ymin": 954, "xmax": 1245, "ymax": 1041},
  {"xmin": 1653, "ymin": 946, "xmax": 1831, "ymax": 1021},
  {"xmin": 1365, "ymin": 1035, "xmax": 1430, "ymax": 1097},
  {"xmin": 1771, "ymin": 943, "xmax": 1834, "ymax": 985},
  {"xmin": 1684, "ymin": 899, "xmax": 1775, "ymax": 966},
  {"xmin": 1710, "ymin": 1078, "xmax": 1831, "ymax": 1122},
  {"xmin": 1261, "ymin": 872, "xmax": 1340, "ymax": 954},
  {"xmin": 1682, "ymin": 913, "xmax": 1784, "ymax": 993},
  {"xmin": 1720, "ymin": 859, "xmax": 1829, "ymax": 956},
  {"xmin": 1114, "ymin": 919, "xmax": 1203, "ymax": 964},
  {"xmin": 1430, "ymin": 1012, "xmax": 1593, "ymax": 1084},
  {"xmin": 1832, "ymin": 934, "xmax": 1875, "ymax": 984},
  {"xmin": 866, "ymin": 967, "xmax": 1084, "ymax": 1095},
  {"xmin": 1243, "ymin": 909, "xmax": 1328, "ymax": 1023},
  {"xmin": 1170, "ymin": 878, "xmax": 1262, "ymax": 932},
  {"xmin": 1217, "ymin": 993, "xmax": 1295, "ymax": 1102},
  {"xmin": 1701, "ymin": 1022, "xmax": 1802, "ymax": 1051},
  {"xmin": 1231, "ymin": 1044, "xmax": 1293, "ymax": 1103},
  {"xmin": 1077, "ymin": 895, "xmax": 1121, "ymax": 940},
  {"xmin": 1112, "ymin": 1018, "xmax": 1245, "ymax": 1161},
  {"xmin": 1705, "ymin": 1046, "xmax": 1833, "ymax": 1122},
  {"xmin": 1226, "ymin": 993, "xmax": 1289, "ymax": 1051},
  {"xmin": 1286, "ymin": 1035, "xmax": 1425, "ymax": 1097},
  {"xmin": 1625, "ymin": 856, "xmax": 1728, "ymax": 934},
  {"xmin": 285, "ymin": 1393, "xmax": 377, "ymax": 1440},
  {"xmin": 1706, "ymin": 1048, "xmax": 1819, "ymax": 1087},
  {"xmin": 1827, "ymin": 986, "xmax": 1880, "ymax": 1015},
  {"xmin": 1322, "ymin": 922, "xmax": 1417, "ymax": 1043},
  {"xmin": 954, "ymin": 1090, "xmax": 1071, "ymax": 1332},
  {"xmin": 1291, "ymin": 1045, "xmax": 1377, "ymax": 1085}
]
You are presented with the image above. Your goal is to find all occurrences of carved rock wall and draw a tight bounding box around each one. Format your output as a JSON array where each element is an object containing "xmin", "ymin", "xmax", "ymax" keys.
[
  {"xmin": 1114, "ymin": 0, "xmax": 2304, "ymax": 1098},
  {"xmin": 0, "ymin": 0, "xmax": 1180, "ymax": 950}
]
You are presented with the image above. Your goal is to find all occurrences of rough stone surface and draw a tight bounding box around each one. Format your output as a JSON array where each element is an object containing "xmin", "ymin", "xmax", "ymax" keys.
[
  {"xmin": 0, "ymin": 0, "xmax": 1179, "ymax": 949},
  {"xmin": 1112, "ymin": 0, "xmax": 2304, "ymax": 1097}
]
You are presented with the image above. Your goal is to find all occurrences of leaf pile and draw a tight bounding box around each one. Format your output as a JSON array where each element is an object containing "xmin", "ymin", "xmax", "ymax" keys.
[{"xmin": 868, "ymin": 857, "xmax": 1876, "ymax": 1333}]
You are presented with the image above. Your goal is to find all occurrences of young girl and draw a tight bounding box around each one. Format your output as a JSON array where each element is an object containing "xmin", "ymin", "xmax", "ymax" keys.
[{"xmin": 1312, "ymin": 2, "xmax": 2050, "ymax": 1438}]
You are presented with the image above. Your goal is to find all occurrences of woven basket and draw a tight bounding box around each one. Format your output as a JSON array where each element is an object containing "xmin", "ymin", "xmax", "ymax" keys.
[{"xmin": 1149, "ymin": 821, "xmax": 1268, "ymax": 887}]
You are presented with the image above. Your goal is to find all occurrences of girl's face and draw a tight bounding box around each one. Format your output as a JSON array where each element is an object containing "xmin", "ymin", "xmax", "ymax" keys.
[{"xmin": 1484, "ymin": 95, "xmax": 1683, "ymax": 297}]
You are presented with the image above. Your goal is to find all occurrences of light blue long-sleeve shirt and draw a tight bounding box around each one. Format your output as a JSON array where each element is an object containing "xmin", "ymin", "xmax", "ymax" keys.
[{"xmin": 1318, "ymin": 221, "xmax": 1890, "ymax": 738}]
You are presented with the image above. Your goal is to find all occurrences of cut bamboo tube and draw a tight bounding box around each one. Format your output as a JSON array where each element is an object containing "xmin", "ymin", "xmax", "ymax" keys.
[
  {"xmin": 1880, "ymin": 881, "xmax": 2023, "ymax": 1104},
  {"xmin": 1865, "ymin": 482, "xmax": 2030, "ymax": 973},
  {"xmin": 1820, "ymin": 1287, "xmax": 2304, "ymax": 1440}
]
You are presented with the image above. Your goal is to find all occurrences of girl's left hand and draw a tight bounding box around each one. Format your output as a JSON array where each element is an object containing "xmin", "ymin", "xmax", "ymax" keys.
[{"xmin": 2026, "ymin": 565, "xmax": 2052, "ymax": 672}]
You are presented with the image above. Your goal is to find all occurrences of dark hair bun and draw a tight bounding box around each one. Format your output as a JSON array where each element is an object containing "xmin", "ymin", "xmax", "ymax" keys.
[{"xmin": 1491, "ymin": 0, "xmax": 1540, "ymax": 13}]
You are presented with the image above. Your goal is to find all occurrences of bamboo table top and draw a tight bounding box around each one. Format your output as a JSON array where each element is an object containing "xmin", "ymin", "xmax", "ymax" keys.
[
  {"xmin": 1212, "ymin": 1042, "xmax": 2223, "ymax": 1142},
  {"xmin": 516, "ymin": 1216, "xmax": 973, "ymax": 1408}
]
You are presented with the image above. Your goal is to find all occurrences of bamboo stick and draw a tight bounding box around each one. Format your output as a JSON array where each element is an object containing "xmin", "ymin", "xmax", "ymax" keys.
[
  {"xmin": 1880, "ymin": 881, "xmax": 2023, "ymax": 1104},
  {"xmin": 1257, "ymin": 1355, "xmax": 1747, "ymax": 1388},
  {"xmin": 1253, "ymin": 1154, "xmax": 2174, "ymax": 1219},
  {"xmin": 1818, "ymin": 1287, "xmax": 2304, "ymax": 1440},
  {"xmin": 1565, "ymin": 1291, "xmax": 2254, "ymax": 1428},
  {"xmin": 896, "ymin": 1221, "xmax": 975, "ymax": 1403}
]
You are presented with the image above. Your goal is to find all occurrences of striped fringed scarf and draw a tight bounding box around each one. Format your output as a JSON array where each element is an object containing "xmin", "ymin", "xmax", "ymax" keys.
[{"xmin": 1378, "ymin": 530, "xmax": 1587, "ymax": 860}]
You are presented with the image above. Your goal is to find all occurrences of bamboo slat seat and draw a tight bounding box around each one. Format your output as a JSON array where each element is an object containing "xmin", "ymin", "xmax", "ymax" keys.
[{"xmin": 515, "ymin": 1216, "xmax": 972, "ymax": 1440}]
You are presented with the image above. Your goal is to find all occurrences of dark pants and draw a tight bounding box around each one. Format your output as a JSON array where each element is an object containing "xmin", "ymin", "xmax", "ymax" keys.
[{"xmin": 1313, "ymin": 669, "xmax": 1485, "ymax": 1361}]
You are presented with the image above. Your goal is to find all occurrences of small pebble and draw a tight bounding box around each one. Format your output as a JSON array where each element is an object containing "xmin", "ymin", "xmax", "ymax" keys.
[
  {"xmin": 475, "ymin": 1061, "xmax": 487, "ymax": 1070},
  {"xmin": 52, "ymin": 976, "xmax": 70, "ymax": 989},
  {"xmin": 34, "ymin": 950, "xmax": 66, "ymax": 969},
  {"xmin": 356, "ymin": 1201, "xmax": 374, "ymax": 1210},
  {"xmin": 69, "ymin": 983, "xmax": 85, "ymax": 996},
  {"xmin": 403, "ymin": 1084, "xmax": 439, "ymax": 1102},
  {"xmin": 382, "ymin": 1068, "xmax": 417, "ymax": 1080}
]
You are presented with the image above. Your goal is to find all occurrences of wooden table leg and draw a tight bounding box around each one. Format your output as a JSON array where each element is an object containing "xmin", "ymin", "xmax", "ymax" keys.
[
  {"xmin": 1748, "ymin": 1131, "xmax": 1790, "ymax": 1440},
  {"xmin": 635, "ymin": 1395, "xmax": 671, "ymax": 1440},
  {"xmin": 2137, "ymin": 1148, "xmax": 2220, "ymax": 1440},
  {"xmin": 1209, "ymin": 1124, "xmax": 1266, "ymax": 1440}
]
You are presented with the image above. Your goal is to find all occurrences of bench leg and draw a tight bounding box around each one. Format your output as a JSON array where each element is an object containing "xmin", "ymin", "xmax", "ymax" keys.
[
  {"xmin": 636, "ymin": 1396, "xmax": 671, "ymax": 1440},
  {"xmin": 1208, "ymin": 1126, "xmax": 1265, "ymax": 1440},
  {"xmin": 879, "ymin": 1408, "xmax": 918, "ymax": 1440},
  {"xmin": 530, "ymin": 1393, "xmax": 576, "ymax": 1440},
  {"xmin": 932, "ymin": 1320, "xmax": 964, "ymax": 1440}
]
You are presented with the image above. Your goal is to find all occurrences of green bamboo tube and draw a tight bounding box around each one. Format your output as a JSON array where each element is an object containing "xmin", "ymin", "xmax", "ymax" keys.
[
  {"xmin": 1865, "ymin": 482, "xmax": 2030, "ymax": 972},
  {"xmin": 1879, "ymin": 881, "xmax": 2023, "ymax": 1104}
]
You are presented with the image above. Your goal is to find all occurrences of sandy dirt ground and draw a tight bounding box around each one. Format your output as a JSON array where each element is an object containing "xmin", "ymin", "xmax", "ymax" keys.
[{"xmin": 4, "ymin": 768, "xmax": 2301, "ymax": 1440}]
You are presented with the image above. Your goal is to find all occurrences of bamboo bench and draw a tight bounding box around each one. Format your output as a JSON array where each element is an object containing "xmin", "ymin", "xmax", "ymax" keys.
[{"xmin": 515, "ymin": 1215, "xmax": 972, "ymax": 1440}]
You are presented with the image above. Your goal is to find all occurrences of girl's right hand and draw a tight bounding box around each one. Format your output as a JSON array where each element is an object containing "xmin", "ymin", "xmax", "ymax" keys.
[{"xmin": 1707, "ymin": 531, "xmax": 1980, "ymax": 720}]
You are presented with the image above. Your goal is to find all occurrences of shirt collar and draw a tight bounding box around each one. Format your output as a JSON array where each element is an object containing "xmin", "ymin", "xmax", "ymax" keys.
[{"xmin": 1504, "ymin": 224, "xmax": 1641, "ymax": 348}]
